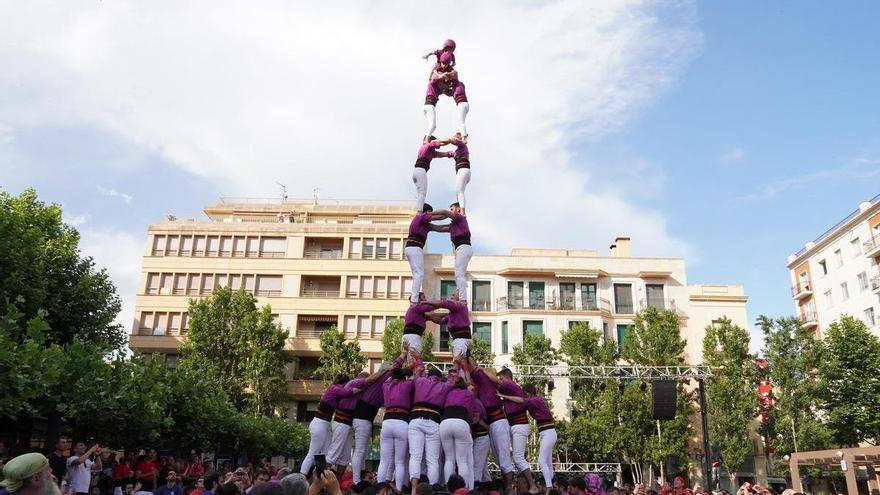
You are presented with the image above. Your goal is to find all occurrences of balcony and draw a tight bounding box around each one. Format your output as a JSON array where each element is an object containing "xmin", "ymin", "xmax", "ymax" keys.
[
  {"xmin": 304, "ymin": 238, "xmax": 344, "ymax": 259},
  {"xmin": 495, "ymin": 297, "xmax": 612, "ymax": 313},
  {"xmin": 791, "ymin": 281, "xmax": 813, "ymax": 300},
  {"xmin": 798, "ymin": 308, "xmax": 819, "ymax": 328},
  {"xmin": 301, "ymin": 276, "xmax": 342, "ymax": 298},
  {"xmin": 638, "ymin": 298, "xmax": 679, "ymax": 312},
  {"xmin": 614, "ymin": 302, "xmax": 635, "ymax": 315},
  {"xmin": 864, "ymin": 235, "xmax": 880, "ymax": 259},
  {"xmin": 871, "ymin": 275, "xmax": 880, "ymax": 293}
]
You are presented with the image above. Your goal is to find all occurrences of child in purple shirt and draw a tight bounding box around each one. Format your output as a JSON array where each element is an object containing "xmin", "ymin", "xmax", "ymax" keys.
[
  {"xmin": 448, "ymin": 203, "xmax": 473, "ymax": 304},
  {"xmin": 404, "ymin": 205, "xmax": 452, "ymax": 304},
  {"xmin": 422, "ymin": 48, "xmax": 469, "ymax": 142},
  {"xmin": 422, "ymin": 39, "xmax": 456, "ymax": 75}
]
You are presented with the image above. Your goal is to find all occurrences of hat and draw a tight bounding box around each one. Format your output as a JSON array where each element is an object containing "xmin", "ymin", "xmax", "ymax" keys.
[
  {"xmin": 1, "ymin": 453, "xmax": 49, "ymax": 492},
  {"xmin": 443, "ymin": 39, "xmax": 456, "ymax": 50},
  {"xmin": 439, "ymin": 52, "xmax": 454, "ymax": 64}
]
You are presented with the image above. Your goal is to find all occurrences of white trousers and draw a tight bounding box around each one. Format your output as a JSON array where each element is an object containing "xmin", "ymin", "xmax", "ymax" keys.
[
  {"xmin": 511, "ymin": 423, "xmax": 531, "ymax": 472},
  {"xmin": 404, "ymin": 246, "xmax": 425, "ymax": 304},
  {"xmin": 440, "ymin": 418, "xmax": 474, "ymax": 489},
  {"xmin": 454, "ymin": 244, "xmax": 473, "ymax": 301},
  {"xmin": 473, "ymin": 435, "xmax": 491, "ymax": 483},
  {"xmin": 538, "ymin": 429, "xmax": 557, "ymax": 485},
  {"xmin": 327, "ymin": 421, "xmax": 353, "ymax": 467},
  {"xmin": 489, "ymin": 419, "xmax": 514, "ymax": 473},
  {"xmin": 452, "ymin": 337, "xmax": 471, "ymax": 361},
  {"xmin": 378, "ymin": 419, "xmax": 409, "ymax": 492},
  {"xmin": 300, "ymin": 417, "xmax": 331, "ymax": 474},
  {"xmin": 423, "ymin": 104, "xmax": 436, "ymax": 138},
  {"xmin": 408, "ymin": 418, "xmax": 441, "ymax": 484},
  {"xmin": 457, "ymin": 102, "xmax": 469, "ymax": 137},
  {"xmin": 413, "ymin": 168, "xmax": 428, "ymax": 214},
  {"xmin": 455, "ymin": 168, "xmax": 471, "ymax": 212},
  {"xmin": 402, "ymin": 333, "xmax": 423, "ymax": 357},
  {"xmin": 351, "ymin": 418, "xmax": 374, "ymax": 483}
]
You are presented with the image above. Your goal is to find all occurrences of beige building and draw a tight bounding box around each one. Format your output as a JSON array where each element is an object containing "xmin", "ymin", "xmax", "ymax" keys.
[
  {"xmin": 786, "ymin": 195, "xmax": 880, "ymax": 338},
  {"xmin": 129, "ymin": 198, "xmax": 749, "ymax": 423}
]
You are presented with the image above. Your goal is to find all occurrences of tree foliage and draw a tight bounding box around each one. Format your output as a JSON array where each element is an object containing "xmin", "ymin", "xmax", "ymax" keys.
[
  {"xmin": 511, "ymin": 332, "xmax": 558, "ymax": 392},
  {"xmin": 623, "ymin": 308, "xmax": 685, "ymax": 365},
  {"xmin": 758, "ymin": 315, "xmax": 833, "ymax": 470},
  {"xmin": 702, "ymin": 317, "xmax": 757, "ymax": 479},
  {"xmin": 179, "ymin": 286, "xmax": 290, "ymax": 415},
  {"xmin": 381, "ymin": 318, "xmax": 434, "ymax": 362},
  {"xmin": 0, "ymin": 188, "xmax": 124, "ymax": 351},
  {"xmin": 315, "ymin": 326, "xmax": 368, "ymax": 380},
  {"xmin": 816, "ymin": 315, "xmax": 880, "ymax": 446},
  {"xmin": 471, "ymin": 338, "xmax": 495, "ymax": 363}
]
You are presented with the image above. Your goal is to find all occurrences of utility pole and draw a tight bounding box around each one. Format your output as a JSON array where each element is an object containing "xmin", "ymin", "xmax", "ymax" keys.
[{"xmin": 698, "ymin": 379, "xmax": 712, "ymax": 490}]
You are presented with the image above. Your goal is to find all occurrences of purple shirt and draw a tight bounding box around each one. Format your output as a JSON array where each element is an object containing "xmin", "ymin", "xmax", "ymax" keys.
[
  {"xmin": 498, "ymin": 380, "xmax": 528, "ymax": 422},
  {"xmin": 383, "ymin": 378, "xmax": 415, "ymax": 410},
  {"xmin": 473, "ymin": 399, "xmax": 486, "ymax": 425},
  {"xmin": 524, "ymin": 395, "xmax": 554, "ymax": 423},
  {"xmin": 405, "ymin": 302, "xmax": 435, "ymax": 329},
  {"xmin": 444, "ymin": 388, "xmax": 476, "ymax": 417},
  {"xmin": 450, "ymin": 137, "xmax": 469, "ymax": 161},
  {"xmin": 361, "ymin": 356, "xmax": 405, "ymax": 407},
  {"xmin": 416, "ymin": 141, "xmax": 451, "ymax": 161},
  {"xmin": 433, "ymin": 49, "xmax": 455, "ymax": 68},
  {"xmin": 321, "ymin": 383, "xmax": 355, "ymax": 409},
  {"xmin": 408, "ymin": 212, "xmax": 433, "ymax": 239},
  {"xmin": 337, "ymin": 378, "xmax": 367, "ymax": 411},
  {"xmin": 439, "ymin": 299, "xmax": 470, "ymax": 329},
  {"xmin": 471, "ymin": 368, "xmax": 502, "ymax": 409},
  {"xmin": 413, "ymin": 372, "xmax": 455, "ymax": 407},
  {"xmin": 448, "ymin": 212, "xmax": 470, "ymax": 245}
]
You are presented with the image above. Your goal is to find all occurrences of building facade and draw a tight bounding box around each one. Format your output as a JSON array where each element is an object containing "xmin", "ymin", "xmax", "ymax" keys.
[
  {"xmin": 786, "ymin": 195, "xmax": 880, "ymax": 337},
  {"xmin": 129, "ymin": 199, "xmax": 749, "ymax": 422}
]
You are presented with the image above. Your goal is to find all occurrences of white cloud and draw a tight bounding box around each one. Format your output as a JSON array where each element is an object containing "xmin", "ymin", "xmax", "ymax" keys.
[
  {"xmin": 720, "ymin": 147, "xmax": 745, "ymax": 163},
  {"xmin": 78, "ymin": 228, "xmax": 144, "ymax": 341},
  {"xmin": 95, "ymin": 185, "xmax": 133, "ymax": 204},
  {"xmin": 741, "ymin": 158, "xmax": 880, "ymax": 201},
  {"xmin": 63, "ymin": 212, "xmax": 91, "ymax": 227},
  {"xmin": 0, "ymin": 0, "xmax": 702, "ymax": 257},
  {"xmin": 0, "ymin": 123, "xmax": 13, "ymax": 145}
]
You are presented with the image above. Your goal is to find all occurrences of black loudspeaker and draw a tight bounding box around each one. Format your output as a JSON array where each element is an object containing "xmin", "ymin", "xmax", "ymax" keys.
[{"xmin": 652, "ymin": 380, "xmax": 677, "ymax": 420}]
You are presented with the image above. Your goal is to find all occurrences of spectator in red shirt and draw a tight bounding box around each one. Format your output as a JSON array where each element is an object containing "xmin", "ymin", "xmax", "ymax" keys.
[
  {"xmin": 135, "ymin": 450, "xmax": 160, "ymax": 492},
  {"xmin": 113, "ymin": 452, "xmax": 136, "ymax": 488}
]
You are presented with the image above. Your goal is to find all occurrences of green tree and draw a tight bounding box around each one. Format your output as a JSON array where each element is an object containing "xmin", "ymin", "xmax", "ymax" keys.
[
  {"xmin": 511, "ymin": 332, "xmax": 557, "ymax": 392},
  {"xmin": 180, "ymin": 286, "xmax": 291, "ymax": 415},
  {"xmin": 817, "ymin": 315, "xmax": 880, "ymax": 446},
  {"xmin": 0, "ymin": 189, "xmax": 124, "ymax": 352},
  {"xmin": 758, "ymin": 315, "xmax": 833, "ymax": 471},
  {"xmin": 623, "ymin": 308, "xmax": 686, "ymax": 365},
  {"xmin": 471, "ymin": 338, "xmax": 495, "ymax": 363},
  {"xmin": 315, "ymin": 326, "xmax": 368, "ymax": 380},
  {"xmin": 702, "ymin": 317, "xmax": 758, "ymax": 481},
  {"xmin": 559, "ymin": 322, "xmax": 616, "ymax": 413}
]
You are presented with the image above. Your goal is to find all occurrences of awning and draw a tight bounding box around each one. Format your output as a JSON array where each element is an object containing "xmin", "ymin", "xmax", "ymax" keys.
[{"xmin": 297, "ymin": 315, "xmax": 338, "ymax": 322}]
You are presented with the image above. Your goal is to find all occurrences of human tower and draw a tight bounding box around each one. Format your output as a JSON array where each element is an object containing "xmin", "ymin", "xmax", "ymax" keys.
[{"xmin": 300, "ymin": 40, "xmax": 558, "ymax": 495}]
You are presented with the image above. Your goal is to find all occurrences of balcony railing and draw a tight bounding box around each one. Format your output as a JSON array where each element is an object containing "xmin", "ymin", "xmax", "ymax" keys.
[
  {"xmin": 871, "ymin": 275, "xmax": 880, "ymax": 292},
  {"xmin": 638, "ymin": 298, "xmax": 678, "ymax": 312},
  {"xmin": 495, "ymin": 297, "xmax": 612, "ymax": 313},
  {"xmin": 614, "ymin": 302, "xmax": 635, "ymax": 314},
  {"xmin": 798, "ymin": 308, "xmax": 819, "ymax": 326},
  {"xmin": 296, "ymin": 328, "xmax": 330, "ymax": 338},
  {"xmin": 304, "ymin": 249, "xmax": 343, "ymax": 259},
  {"xmin": 791, "ymin": 282, "xmax": 813, "ymax": 299},
  {"xmin": 472, "ymin": 300, "xmax": 492, "ymax": 312},
  {"xmin": 300, "ymin": 289, "xmax": 341, "ymax": 298},
  {"xmin": 254, "ymin": 289, "xmax": 282, "ymax": 297},
  {"xmin": 864, "ymin": 236, "xmax": 880, "ymax": 258}
]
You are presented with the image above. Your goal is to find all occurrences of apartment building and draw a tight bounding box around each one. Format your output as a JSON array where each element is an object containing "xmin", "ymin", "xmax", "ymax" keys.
[
  {"xmin": 786, "ymin": 195, "xmax": 880, "ymax": 337},
  {"xmin": 129, "ymin": 198, "xmax": 749, "ymax": 423}
]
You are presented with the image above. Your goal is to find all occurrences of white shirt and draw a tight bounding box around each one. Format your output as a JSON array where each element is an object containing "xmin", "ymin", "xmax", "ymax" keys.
[{"xmin": 67, "ymin": 456, "xmax": 94, "ymax": 493}]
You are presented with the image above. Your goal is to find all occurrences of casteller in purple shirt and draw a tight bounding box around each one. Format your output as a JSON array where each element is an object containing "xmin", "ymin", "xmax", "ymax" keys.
[{"xmin": 414, "ymin": 141, "xmax": 453, "ymax": 171}]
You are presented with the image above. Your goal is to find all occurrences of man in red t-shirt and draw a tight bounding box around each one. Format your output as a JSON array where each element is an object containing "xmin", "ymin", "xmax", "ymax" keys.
[
  {"xmin": 113, "ymin": 451, "xmax": 136, "ymax": 487},
  {"xmin": 135, "ymin": 449, "xmax": 160, "ymax": 491}
]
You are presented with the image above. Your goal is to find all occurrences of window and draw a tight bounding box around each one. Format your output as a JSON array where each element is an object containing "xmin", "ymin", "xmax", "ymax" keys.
[
  {"xmin": 168, "ymin": 313, "xmax": 181, "ymax": 333},
  {"xmin": 559, "ymin": 283, "xmax": 576, "ymax": 310},
  {"xmin": 440, "ymin": 280, "xmax": 457, "ymax": 299},
  {"xmin": 390, "ymin": 277, "xmax": 402, "ymax": 298},
  {"xmin": 501, "ymin": 321, "xmax": 509, "ymax": 354},
  {"xmin": 260, "ymin": 237, "xmax": 286, "ymax": 257},
  {"xmin": 473, "ymin": 322, "xmax": 492, "ymax": 349},
  {"xmin": 390, "ymin": 239, "xmax": 403, "ymax": 259},
  {"xmin": 181, "ymin": 236, "xmax": 193, "ymax": 254},
  {"xmin": 375, "ymin": 277, "xmax": 387, "ymax": 298},
  {"xmin": 818, "ymin": 259, "xmax": 828, "ymax": 275},
  {"xmin": 255, "ymin": 275, "xmax": 282, "ymax": 296},
  {"xmin": 360, "ymin": 276, "xmax": 373, "ymax": 297},
  {"xmin": 146, "ymin": 273, "xmax": 159, "ymax": 294},
  {"xmin": 439, "ymin": 324, "xmax": 450, "ymax": 352},
  {"xmin": 645, "ymin": 284, "xmax": 666, "ymax": 310},
  {"xmin": 349, "ymin": 238, "xmax": 362, "ymax": 257},
  {"xmin": 603, "ymin": 322, "xmax": 612, "ymax": 343},
  {"xmin": 376, "ymin": 239, "xmax": 389, "ymax": 258},
  {"xmin": 528, "ymin": 282, "xmax": 545, "ymax": 310},
  {"xmin": 866, "ymin": 307, "xmax": 876, "ymax": 327},
  {"xmin": 523, "ymin": 320, "xmax": 544, "ymax": 337},
  {"xmin": 858, "ymin": 272, "xmax": 869, "ymax": 292},
  {"xmin": 851, "ymin": 237, "xmax": 862, "ymax": 257},
  {"xmin": 824, "ymin": 290, "xmax": 833, "ymax": 309},
  {"xmin": 568, "ymin": 320, "xmax": 589, "ymax": 330},
  {"xmin": 152, "ymin": 235, "xmax": 166, "ymax": 255},
  {"xmin": 840, "ymin": 282, "xmax": 850, "ymax": 301},
  {"xmin": 363, "ymin": 239, "xmax": 375, "ymax": 257},
  {"xmin": 220, "ymin": 236, "xmax": 233, "ymax": 256},
  {"xmin": 472, "ymin": 281, "xmax": 491, "ymax": 311},
  {"xmin": 168, "ymin": 236, "xmax": 179, "ymax": 255},
  {"xmin": 834, "ymin": 249, "xmax": 843, "ymax": 268},
  {"xmin": 581, "ymin": 283, "xmax": 597, "ymax": 310},
  {"xmin": 614, "ymin": 284, "xmax": 634, "ymax": 314},
  {"xmin": 152, "ymin": 313, "xmax": 166, "ymax": 336},
  {"xmin": 194, "ymin": 236, "xmax": 206, "ymax": 255},
  {"xmin": 296, "ymin": 401, "xmax": 319, "ymax": 423},
  {"xmin": 616, "ymin": 324, "xmax": 631, "ymax": 353},
  {"xmin": 507, "ymin": 282, "xmax": 524, "ymax": 309}
]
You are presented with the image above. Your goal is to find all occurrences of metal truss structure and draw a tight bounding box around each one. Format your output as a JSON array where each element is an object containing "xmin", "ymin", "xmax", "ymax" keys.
[
  {"xmin": 487, "ymin": 462, "xmax": 621, "ymax": 474},
  {"xmin": 421, "ymin": 362, "xmax": 713, "ymax": 381}
]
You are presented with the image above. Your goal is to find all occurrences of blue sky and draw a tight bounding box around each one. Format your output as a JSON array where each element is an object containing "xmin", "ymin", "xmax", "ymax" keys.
[{"xmin": 1, "ymin": 1, "xmax": 878, "ymax": 353}]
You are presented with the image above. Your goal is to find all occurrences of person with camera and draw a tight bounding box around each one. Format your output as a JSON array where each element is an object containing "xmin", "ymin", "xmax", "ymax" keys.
[{"xmin": 66, "ymin": 441, "xmax": 103, "ymax": 495}]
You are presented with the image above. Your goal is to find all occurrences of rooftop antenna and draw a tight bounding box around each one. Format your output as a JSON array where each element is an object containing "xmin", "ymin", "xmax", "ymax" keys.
[
  {"xmin": 276, "ymin": 182, "xmax": 288, "ymax": 223},
  {"xmin": 276, "ymin": 182, "xmax": 288, "ymax": 201},
  {"xmin": 312, "ymin": 188, "xmax": 320, "ymax": 205}
]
